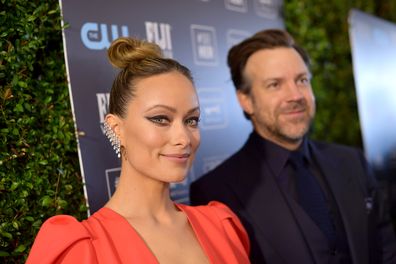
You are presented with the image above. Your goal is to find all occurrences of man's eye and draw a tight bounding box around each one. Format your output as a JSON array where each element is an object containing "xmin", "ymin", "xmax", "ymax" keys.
[
  {"xmin": 298, "ymin": 77, "xmax": 310, "ymax": 85},
  {"xmin": 267, "ymin": 82, "xmax": 279, "ymax": 89}
]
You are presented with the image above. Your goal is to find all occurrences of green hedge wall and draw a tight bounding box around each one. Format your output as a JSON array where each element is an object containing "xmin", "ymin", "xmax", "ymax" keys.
[
  {"xmin": 1, "ymin": 0, "xmax": 395, "ymax": 262},
  {"xmin": 284, "ymin": 0, "xmax": 396, "ymax": 146},
  {"xmin": 0, "ymin": 1, "xmax": 87, "ymax": 263}
]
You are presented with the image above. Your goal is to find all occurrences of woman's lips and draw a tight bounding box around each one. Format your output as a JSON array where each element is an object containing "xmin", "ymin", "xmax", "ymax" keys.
[{"xmin": 161, "ymin": 153, "xmax": 190, "ymax": 163}]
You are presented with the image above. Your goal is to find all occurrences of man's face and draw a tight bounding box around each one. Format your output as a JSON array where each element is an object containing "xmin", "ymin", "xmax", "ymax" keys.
[{"xmin": 238, "ymin": 47, "xmax": 316, "ymax": 149}]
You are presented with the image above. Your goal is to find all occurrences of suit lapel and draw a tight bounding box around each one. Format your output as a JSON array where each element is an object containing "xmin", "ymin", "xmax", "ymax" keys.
[
  {"xmin": 310, "ymin": 142, "xmax": 368, "ymax": 264},
  {"xmin": 228, "ymin": 139, "xmax": 315, "ymax": 264}
]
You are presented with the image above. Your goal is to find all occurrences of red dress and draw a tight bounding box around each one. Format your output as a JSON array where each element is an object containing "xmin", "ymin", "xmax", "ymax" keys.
[{"xmin": 26, "ymin": 201, "xmax": 250, "ymax": 263}]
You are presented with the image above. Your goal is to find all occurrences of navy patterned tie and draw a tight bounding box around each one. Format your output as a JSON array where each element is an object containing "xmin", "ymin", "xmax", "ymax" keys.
[{"xmin": 289, "ymin": 151, "xmax": 336, "ymax": 245}]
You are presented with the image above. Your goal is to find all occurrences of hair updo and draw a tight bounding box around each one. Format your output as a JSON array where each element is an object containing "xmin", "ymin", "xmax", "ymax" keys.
[{"xmin": 107, "ymin": 37, "xmax": 193, "ymax": 117}]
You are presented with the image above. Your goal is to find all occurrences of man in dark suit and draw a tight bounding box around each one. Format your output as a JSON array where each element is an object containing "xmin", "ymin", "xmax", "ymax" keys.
[{"xmin": 190, "ymin": 29, "xmax": 396, "ymax": 264}]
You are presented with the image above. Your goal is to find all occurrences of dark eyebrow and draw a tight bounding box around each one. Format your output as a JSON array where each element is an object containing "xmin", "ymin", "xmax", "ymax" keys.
[
  {"xmin": 145, "ymin": 104, "xmax": 176, "ymax": 113},
  {"xmin": 145, "ymin": 105, "xmax": 200, "ymax": 115},
  {"xmin": 296, "ymin": 71, "xmax": 312, "ymax": 79},
  {"xmin": 187, "ymin": 107, "xmax": 200, "ymax": 115},
  {"xmin": 261, "ymin": 77, "xmax": 281, "ymax": 86}
]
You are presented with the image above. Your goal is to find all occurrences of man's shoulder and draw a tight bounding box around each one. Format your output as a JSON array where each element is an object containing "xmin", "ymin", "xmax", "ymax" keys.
[
  {"xmin": 310, "ymin": 139, "xmax": 362, "ymax": 157},
  {"xmin": 190, "ymin": 149, "xmax": 248, "ymax": 205},
  {"xmin": 196, "ymin": 147, "xmax": 249, "ymax": 184}
]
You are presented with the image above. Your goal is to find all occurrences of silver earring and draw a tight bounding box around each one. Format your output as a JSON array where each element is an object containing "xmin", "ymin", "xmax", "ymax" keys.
[{"xmin": 104, "ymin": 122, "xmax": 121, "ymax": 158}]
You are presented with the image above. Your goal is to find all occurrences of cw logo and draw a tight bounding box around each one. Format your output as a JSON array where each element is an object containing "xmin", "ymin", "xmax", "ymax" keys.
[{"xmin": 81, "ymin": 22, "xmax": 129, "ymax": 50}]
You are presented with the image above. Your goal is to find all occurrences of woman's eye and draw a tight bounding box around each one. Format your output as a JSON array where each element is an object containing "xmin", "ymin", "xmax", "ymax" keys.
[
  {"xmin": 147, "ymin": 116, "xmax": 169, "ymax": 125},
  {"xmin": 185, "ymin": 117, "xmax": 200, "ymax": 127}
]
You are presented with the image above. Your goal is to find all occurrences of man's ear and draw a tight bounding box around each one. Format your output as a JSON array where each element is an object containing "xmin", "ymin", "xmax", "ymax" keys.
[
  {"xmin": 105, "ymin": 114, "xmax": 124, "ymax": 143},
  {"xmin": 236, "ymin": 90, "xmax": 253, "ymax": 116}
]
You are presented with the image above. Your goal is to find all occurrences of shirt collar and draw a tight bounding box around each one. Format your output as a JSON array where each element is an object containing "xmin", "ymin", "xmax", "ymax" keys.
[
  {"xmin": 294, "ymin": 136, "xmax": 312, "ymax": 164},
  {"xmin": 251, "ymin": 131, "xmax": 290, "ymax": 177},
  {"xmin": 251, "ymin": 131, "xmax": 312, "ymax": 176}
]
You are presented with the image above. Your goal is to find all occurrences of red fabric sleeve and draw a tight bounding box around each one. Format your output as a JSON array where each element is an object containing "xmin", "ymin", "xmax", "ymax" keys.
[
  {"xmin": 208, "ymin": 201, "xmax": 251, "ymax": 256},
  {"xmin": 26, "ymin": 215, "xmax": 97, "ymax": 264}
]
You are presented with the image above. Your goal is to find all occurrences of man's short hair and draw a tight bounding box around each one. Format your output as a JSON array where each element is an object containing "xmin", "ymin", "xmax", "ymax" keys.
[{"xmin": 227, "ymin": 29, "xmax": 311, "ymax": 94}]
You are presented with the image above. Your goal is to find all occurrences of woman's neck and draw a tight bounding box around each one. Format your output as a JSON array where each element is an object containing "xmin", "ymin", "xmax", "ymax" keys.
[{"xmin": 105, "ymin": 166, "xmax": 177, "ymax": 221}]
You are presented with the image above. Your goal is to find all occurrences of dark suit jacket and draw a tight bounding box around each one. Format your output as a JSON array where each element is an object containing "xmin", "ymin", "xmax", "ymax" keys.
[{"xmin": 190, "ymin": 133, "xmax": 396, "ymax": 264}]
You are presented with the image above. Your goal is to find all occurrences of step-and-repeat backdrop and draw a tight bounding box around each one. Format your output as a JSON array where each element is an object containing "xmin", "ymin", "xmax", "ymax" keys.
[{"xmin": 60, "ymin": 0, "xmax": 284, "ymax": 214}]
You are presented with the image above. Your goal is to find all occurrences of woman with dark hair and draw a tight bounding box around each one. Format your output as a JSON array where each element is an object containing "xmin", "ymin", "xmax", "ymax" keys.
[{"xmin": 26, "ymin": 37, "xmax": 250, "ymax": 264}]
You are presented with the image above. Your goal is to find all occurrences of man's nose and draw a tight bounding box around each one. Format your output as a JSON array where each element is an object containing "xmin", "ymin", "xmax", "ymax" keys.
[{"xmin": 286, "ymin": 81, "xmax": 304, "ymax": 101}]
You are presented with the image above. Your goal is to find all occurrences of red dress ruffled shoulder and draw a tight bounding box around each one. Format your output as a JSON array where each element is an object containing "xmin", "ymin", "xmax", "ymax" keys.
[
  {"xmin": 177, "ymin": 200, "xmax": 250, "ymax": 263},
  {"xmin": 26, "ymin": 215, "xmax": 97, "ymax": 264},
  {"xmin": 27, "ymin": 201, "xmax": 250, "ymax": 264},
  {"xmin": 205, "ymin": 200, "xmax": 250, "ymax": 255}
]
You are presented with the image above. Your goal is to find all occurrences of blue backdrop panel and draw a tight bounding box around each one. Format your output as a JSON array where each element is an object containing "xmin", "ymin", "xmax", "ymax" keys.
[
  {"xmin": 349, "ymin": 9, "xmax": 396, "ymax": 174},
  {"xmin": 60, "ymin": 0, "xmax": 284, "ymax": 213}
]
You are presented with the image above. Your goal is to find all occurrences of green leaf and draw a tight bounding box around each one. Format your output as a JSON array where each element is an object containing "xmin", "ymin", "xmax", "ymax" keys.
[
  {"xmin": 21, "ymin": 190, "xmax": 29, "ymax": 198},
  {"xmin": 14, "ymin": 104, "xmax": 23, "ymax": 112},
  {"xmin": 12, "ymin": 221, "xmax": 19, "ymax": 230},
  {"xmin": 39, "ymin": 160, "xmax": 48, "ymax": 165},
  {"xmin": 57, "ymin": 199, "xmax": 68, "ymax": 209},
  {"xmin": 18, "ymin": 81, "xmax": 27, "ymax": 88},
  {"xmin": 32, "ymin": 220, "xmax": 42, "ymax": 228},
  {"xmin": 10, "ymin": 181, "xmax": 19, "ymax": 191},
  {"xmin": 25, "ymin": 216, "xmax": 34, "ymax": 222},
  {"xmin": 64, "ymin": 184, "xmax": 73, "ymax": 194},
  {"xmin": 27, "ymin": 15, "xmax": 36, "ymax": 22},
  {"xmin": 1, "ymin": 231, "xmax": 12, "ymax": 239},
  {"xmin": 41, "ymin": 196, "xmax": 52, "ymax": 207},
  {"xmin": 12, "ymin": 127, "xmax": 19, "ymax": 136},
  {"xmin": 14, "ymin": 244, "xmax": 26, "ymax": 253},
  {"xmin": 44, "ymin": 96, "xmax": 52, "ymax": 104}
]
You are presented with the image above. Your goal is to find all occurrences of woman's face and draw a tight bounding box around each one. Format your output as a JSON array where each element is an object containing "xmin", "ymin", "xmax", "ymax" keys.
[{"xmin": 117, "ymin": 71, "xmax": 200, "ymax": 183}]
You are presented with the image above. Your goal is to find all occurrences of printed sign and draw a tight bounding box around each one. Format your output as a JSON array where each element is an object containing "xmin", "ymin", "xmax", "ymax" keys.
[{"xmin": 60, "ymin": 0, "xmax": 284, "ymax": 213}]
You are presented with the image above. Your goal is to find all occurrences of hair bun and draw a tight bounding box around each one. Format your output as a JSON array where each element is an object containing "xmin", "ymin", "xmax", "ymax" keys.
[{"xmin": 107, "ymin": 37, "xmax": 163, "ymax": 69}]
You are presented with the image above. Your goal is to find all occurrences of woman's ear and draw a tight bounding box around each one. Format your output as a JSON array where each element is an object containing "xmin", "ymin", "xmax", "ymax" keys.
[{"xmin": 105, "ymin": 114, "xmax": 123, "ymax": 143}]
